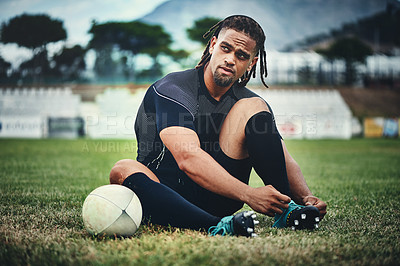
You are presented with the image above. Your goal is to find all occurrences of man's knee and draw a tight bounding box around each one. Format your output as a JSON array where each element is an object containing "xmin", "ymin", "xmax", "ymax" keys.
[
  {"xmin": 110, "ymin": 159, "xmax": 140, "ymax": 185},
  {"xmin": 232, "ymin": 97, "xmax": 270, "ymax": 118},
  {"xmin": 109, "ymin": 159, "xmax": 159, "ymax": 185},
  {"xmin": 222, "ymin": 97, "xmax": 270, "ymax": 135}
]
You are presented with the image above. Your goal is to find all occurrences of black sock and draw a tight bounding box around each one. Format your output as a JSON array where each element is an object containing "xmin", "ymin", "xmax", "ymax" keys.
[
  {"xmin": 122, "ymin": 173, "xmax": 220, "ymax": 230},
  {"xmin": 245, "ymin": 111, "xmax": 291, "ymax": 197}
]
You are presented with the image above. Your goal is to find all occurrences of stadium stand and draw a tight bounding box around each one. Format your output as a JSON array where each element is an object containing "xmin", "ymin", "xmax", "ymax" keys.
[
  {"xmin": 85, "ymin": 87, "xmax": 353, "ymax": 139},
  {"xmin": 253, "ymin": 89, "xmax": 353, "ymax": 139},
  {"xmin": 83, "ymin": 88, "xmax": 146, "ymax": 139},
  {"xmin": 1, "ymin": 87, "xmax": 354, "ymax": 139},
  {"xmin": 0, "ymin": 87, "xmax": 82, "ymax": 138}
]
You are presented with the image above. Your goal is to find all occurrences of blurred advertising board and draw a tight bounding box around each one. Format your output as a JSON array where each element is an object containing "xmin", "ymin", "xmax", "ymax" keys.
[
  {"xmin": 383, "ymin": 118, "xmax": 399, "ymax": 138},
  {"xmin": 0, "ymin": 116, "xmax": 45, "ymax": 138},
  {"xmin": 364, "ymin": 117, "xmax": 384, "ymax": 138}
]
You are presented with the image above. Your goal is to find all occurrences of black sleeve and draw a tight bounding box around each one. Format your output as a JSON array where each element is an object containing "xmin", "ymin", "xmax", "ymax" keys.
[{"xmin": 153, "ymin": 87, "xmax": 196, "ymax": 133}]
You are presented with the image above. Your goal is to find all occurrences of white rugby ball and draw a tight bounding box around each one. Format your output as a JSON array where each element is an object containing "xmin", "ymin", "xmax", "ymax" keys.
[{"xmin": 82, "ymin": 184, "xmax": 142, "ymax": 236}]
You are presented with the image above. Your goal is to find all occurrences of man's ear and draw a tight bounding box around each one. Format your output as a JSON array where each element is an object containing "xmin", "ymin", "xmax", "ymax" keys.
[
  {"xmin": 247, "ymin": 56, "xmax": 258, "ymax": 72},
  {"xmin": 209, "ymin": 36, "xmax": 218, "ymax": 55}
]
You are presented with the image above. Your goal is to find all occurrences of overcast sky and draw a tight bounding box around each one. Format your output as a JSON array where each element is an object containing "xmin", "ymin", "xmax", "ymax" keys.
[{"xmin": 0, "ymin": 0, "xmax": 169, "ymax": 66}]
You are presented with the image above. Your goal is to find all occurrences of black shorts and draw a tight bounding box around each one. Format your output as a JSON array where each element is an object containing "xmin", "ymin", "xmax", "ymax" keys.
[{"xmin": 153, "ymin": 144, "xmax": 252, "ymax": 217}]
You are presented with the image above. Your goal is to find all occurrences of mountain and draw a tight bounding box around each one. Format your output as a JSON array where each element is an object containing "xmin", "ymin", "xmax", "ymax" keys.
[
  {"xmin": 139, "ymin": 0, "xmax": 386, "ymax": 51},
  {"xmin": 288, "ymin": 6, "xmax": 400, "ymax": 54}
]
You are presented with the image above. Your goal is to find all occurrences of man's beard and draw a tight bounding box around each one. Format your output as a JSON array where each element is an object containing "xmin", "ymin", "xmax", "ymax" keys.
[{"xmin": 213, "ymin": 68, "xmax": 235, "ymax": 87}]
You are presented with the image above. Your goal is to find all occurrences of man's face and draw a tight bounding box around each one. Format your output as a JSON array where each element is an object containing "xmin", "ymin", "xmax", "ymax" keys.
[{"xmin": 208, "ymin": 28, "xmax": 258, "ymax": 88}]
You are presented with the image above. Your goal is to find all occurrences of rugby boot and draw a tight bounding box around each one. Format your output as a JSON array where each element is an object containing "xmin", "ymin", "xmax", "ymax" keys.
[
  {"xmin": 208, "ymin": 211, "xmax": 259, "ymax": 237},
  {"xmin": 273, "ymin": 200, "xmax": 320, "ymax": 230}
]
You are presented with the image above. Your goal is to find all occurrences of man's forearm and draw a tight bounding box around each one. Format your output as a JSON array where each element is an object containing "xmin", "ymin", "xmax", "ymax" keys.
[
  {"xmin": 179, "ymin": 146, "xmax": 252, "ymax": 203},
  {"xmin": 161, "ymin": 127, "xmax": 252, "ymax": 203}
]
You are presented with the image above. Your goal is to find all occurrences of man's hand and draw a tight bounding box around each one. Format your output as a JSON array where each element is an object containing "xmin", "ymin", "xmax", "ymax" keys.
[
  {"xmin": 246, "ymin": 185, "xmax": 291, "ymax": 217},
  {"xmin": 303, "ymin": 195, "xmax": 327, "ymax": 219}
]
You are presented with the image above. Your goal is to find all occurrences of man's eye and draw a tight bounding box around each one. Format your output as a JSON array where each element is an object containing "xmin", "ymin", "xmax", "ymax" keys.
[
  {"xmin": 221, "ymin": 46, "xmax": 229, "ymax": 51},
  {"xmin": 237, "ymin": 53, "xmax": 246, "ymax": 60}
]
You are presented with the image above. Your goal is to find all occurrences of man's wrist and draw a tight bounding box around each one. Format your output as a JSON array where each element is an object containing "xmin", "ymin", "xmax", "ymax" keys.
[{"xmin": 239, "ymin": 185, "xmax": 253, "ymax": 204}]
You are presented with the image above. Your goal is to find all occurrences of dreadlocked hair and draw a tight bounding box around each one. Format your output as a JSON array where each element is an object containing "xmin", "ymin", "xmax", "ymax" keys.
[{"xmin": 196, "ymin": 15, "xmax": 269, "ymax": 88}]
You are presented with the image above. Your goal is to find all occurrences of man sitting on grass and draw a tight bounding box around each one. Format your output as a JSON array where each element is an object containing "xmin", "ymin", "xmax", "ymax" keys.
[{"xmin": 110, "ymin": 15, "xmax": 327, "ymax": 237}]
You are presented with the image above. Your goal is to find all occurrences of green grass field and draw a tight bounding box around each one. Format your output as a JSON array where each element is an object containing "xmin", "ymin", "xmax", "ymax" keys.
[{"xmin": 1, "ymin": 138, "xmax": 399, "ymax": 265}]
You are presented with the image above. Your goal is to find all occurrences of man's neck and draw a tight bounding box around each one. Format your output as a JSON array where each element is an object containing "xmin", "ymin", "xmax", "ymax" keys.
[{"xmin": 203, "ymin": 63, "xmax": 233, "ymax": 101}]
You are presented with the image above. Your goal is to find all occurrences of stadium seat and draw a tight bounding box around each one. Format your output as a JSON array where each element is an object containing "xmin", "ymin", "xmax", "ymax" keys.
[{"xmin": 252, "ymin": 89, "xmax": 353, "ymax": 139}]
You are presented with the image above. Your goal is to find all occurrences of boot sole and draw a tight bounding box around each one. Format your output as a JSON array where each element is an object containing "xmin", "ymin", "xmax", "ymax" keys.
[{"xmin": 287, "ymin": 206, "xmax": 320, "ymax": 230}]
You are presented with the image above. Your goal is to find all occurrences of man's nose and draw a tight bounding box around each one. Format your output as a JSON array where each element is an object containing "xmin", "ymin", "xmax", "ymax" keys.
[{"xmin": 224, "ymin": 53, "xmax": 235, "ymax": 65}]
